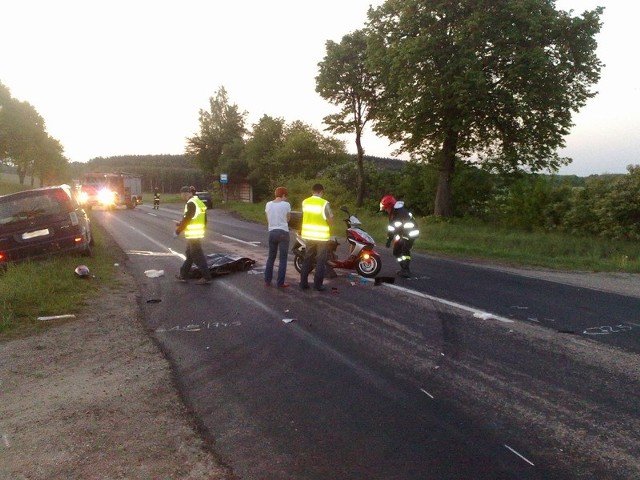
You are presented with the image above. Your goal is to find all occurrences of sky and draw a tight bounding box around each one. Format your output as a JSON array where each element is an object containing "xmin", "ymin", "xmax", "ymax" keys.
[{"xmin": 1, "ymin": 0, "xmax": 638, "ymax": 177}]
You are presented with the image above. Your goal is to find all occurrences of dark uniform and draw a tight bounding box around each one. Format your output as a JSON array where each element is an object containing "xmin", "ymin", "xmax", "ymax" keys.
[{"xmin": 380, "ymin": 196, "xmax": 419, "ymax": 278}]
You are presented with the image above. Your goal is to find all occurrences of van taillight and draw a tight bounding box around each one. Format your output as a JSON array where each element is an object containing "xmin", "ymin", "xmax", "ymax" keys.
[{"xmin": 74, "ymin": 237, "xmax": 83, "ymax": 244}]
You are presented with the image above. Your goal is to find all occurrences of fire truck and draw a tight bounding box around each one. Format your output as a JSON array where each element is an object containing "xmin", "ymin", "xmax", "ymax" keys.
[{"xmin": 78, "ymin": 172, "xmax": 142, "ymax": 210}]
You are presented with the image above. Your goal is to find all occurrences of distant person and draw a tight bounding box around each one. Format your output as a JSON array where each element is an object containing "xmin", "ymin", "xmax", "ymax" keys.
[
  {"xmin": 264, "ymin": 186, "xmax": 292, "ymax": 288},
  {"xmin": 175, "ymin": 185, "xmax": 212, "ymax": 285},
  {"xmin": 379, "ymin": 195, "xmax": 419, "ymax": 278},
  {"xmin": 299, "ymin": 183, "xmax": 334, "ymax": 291},
  {"xmin": 153, "ymin": 188, "xmax": 160, "ymax": 210}
]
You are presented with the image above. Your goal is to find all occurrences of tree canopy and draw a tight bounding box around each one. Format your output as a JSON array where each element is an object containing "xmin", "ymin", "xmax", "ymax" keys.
[
  {"xmin": 365, "ymin": 0, "xmax": 604, "ymax": 216},
  {"xmin": 185, "ymin": 86, "xmax": 247, "ymax": 176},
  {"xmin": 0, "ymin": 81, "xmax": 67, "ymax": 185},
  {"xmin": 316, "ymin": 29, "xmax": 378, "ymax": 206},
  {"xmin": 244, "ymin": 115, "xmax": 350, "ymax": 199}
]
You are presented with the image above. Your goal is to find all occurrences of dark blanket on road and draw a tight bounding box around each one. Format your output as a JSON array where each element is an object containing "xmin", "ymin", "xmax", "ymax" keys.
[{"xmin": 189, "ymin": 253, "xmax": 256, "ymax": 278}]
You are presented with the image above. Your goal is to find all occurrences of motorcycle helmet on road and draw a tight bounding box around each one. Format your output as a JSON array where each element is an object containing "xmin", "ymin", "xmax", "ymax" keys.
[{"xmin": 379, "ymin": 195, "xmax": 397, "ymax": 213}]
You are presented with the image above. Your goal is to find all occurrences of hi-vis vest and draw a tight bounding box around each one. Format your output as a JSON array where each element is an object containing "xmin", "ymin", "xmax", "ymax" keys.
[
  {"xmin": 301, "ymin": 196, "xmax": 330, "ymax": 241},
  {"xmin": 184, "ymin": 196, "xmax": 207, "ymax": 239}
]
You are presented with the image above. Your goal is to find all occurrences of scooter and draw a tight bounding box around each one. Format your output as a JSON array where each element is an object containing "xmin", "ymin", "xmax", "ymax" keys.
[{"xmin": 292, "ymin": 206, "xmax": 382, "ymax": 278}]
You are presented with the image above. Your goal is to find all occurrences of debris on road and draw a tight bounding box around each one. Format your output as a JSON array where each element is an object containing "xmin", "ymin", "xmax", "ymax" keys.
[{"xmin": 37, "ymin": 314, "xmax": 76, "ymax": 321}]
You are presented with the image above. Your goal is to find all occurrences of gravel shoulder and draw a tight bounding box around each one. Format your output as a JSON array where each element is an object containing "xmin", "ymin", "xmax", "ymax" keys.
[{"xmin": 0, "ymin": 266, "xmax": 233, "ymax": 480}]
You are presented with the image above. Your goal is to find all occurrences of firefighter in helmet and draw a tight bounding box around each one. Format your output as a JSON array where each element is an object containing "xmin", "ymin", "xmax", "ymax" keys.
[{"xmin": 380, "ymin": 195, "xmax": 419, "ymax": 278}]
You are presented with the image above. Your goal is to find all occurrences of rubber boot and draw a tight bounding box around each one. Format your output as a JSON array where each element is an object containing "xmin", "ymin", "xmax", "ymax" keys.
[{"xmin": 399, "ymin": 260, "xmax": 411, "ymax": 278}]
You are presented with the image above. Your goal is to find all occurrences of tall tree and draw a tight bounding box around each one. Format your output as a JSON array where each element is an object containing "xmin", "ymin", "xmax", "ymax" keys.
[
  {"xmin": 274, "ymin": 121, "xmax": 348, "ymax": 180},
  {"xmin": 244, "ymin": 115, "xmax": 287, "ymax": 197},
  {"xmin": 244, "ymin": 118, "xmax": 349, "ymax": 200},
  {"xmin": 185, "ymin": 86, "xmax": 247, "ymax": 178},
  {"xmin": 366, "ymin": 0, "xmax": 603, "ymax": 216},
  {"xmin": 33, "ymin": 135, "xmax": 67, "ymax": 186},
  {"xmin": 0, "ymin": 81, "xmax": 12, "ymax": 160},
  {"xmin": 1, "ymin": 97, "xmax": 48, "ymax": 184},
  {"xmin": 316, "ymin": 29, "xmax": 377, "ymax": 206}
]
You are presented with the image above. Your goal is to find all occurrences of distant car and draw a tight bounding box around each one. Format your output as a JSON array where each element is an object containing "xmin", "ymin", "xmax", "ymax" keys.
[
  {"xmin": 195, "ymin": 191, "xmax": 213, "ymax": 209},
  {"xmin": 0, "ymin": 185, "xmax": 93, "ymax": 268}
]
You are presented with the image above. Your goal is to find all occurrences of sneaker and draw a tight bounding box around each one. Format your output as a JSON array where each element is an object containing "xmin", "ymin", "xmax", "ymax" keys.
[
  {"xmin": 265, "ymin": 282, "xmax": 272, "ymax": 287},
  {"xmin": 175, "ymin": 274, "xmax": 187, "ymax": 283},
  {"xmin": 299, "ymin": 283, "xmax": 310, "ymax": 290},
  {"xmin": 313, "ymin": 285, "xmax": 327, "ymax": 292},
  {"xmin": 194, "ymin": 278, "xmax": 211, "ymax": 285},
  {"xmin": 277, "ymin": 283, "xmax": 290, "ymax": 288}
]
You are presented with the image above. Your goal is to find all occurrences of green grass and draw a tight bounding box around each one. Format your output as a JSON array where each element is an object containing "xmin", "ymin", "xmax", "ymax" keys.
[
  {"xmin": 145, "ymin": 192, "xmax": 183, "ymax": 204},
  {"xmin": 0, "ymin": 219, "xmax": 125, "ymax": 339},
  {"xmin": 219, "ymin": 201, "xmax": 640, "ymax": 273}
]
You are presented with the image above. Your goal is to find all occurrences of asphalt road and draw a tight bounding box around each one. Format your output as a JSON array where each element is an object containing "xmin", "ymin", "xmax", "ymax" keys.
[{"xmin": 92, "ymin": 204, "xmax": 640, "ymax": 480}]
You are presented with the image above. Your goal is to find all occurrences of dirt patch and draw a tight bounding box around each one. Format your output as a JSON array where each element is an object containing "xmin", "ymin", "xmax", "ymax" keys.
[{"xmin": 0, "ymin": 268, "xmax": 233, "ymax": 480}]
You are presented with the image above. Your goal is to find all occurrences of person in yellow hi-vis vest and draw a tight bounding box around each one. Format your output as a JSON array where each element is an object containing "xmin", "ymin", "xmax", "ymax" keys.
[
  {"xmin": 299, "ymin": 183, "xmax": 334, "ymax": 291},
  {"xmin": 174, "ymin": 186, "xmax": 212, "ymax": 285}
]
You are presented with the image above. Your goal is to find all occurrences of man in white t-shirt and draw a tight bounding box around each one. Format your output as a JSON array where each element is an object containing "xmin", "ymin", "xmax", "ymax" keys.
[{"xmin": 264, "ymin": 186, "xmax": 292, "ymax": 288}]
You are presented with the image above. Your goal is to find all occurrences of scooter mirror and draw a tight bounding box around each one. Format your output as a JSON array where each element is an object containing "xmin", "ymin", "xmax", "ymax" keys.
[{"xmin": 340, "ymin": 205, "xmax": 349, "ymax": 213}]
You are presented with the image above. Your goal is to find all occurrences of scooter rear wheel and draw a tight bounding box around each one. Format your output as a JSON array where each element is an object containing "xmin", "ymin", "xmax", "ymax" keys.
[{"xmin": 356, "ymin": 253, "xmax": 382, "ymax": 278}]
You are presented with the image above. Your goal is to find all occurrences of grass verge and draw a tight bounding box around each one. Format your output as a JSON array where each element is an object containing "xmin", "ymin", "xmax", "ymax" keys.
[{"xmin": 0, "ymin": 218, "xmax": 125, "ymax": 339}]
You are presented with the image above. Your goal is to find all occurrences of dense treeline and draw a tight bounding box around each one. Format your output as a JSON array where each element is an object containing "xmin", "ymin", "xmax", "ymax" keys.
[
  {"xmin": 312, "ymin": 157, "xmax": 640, "ymax": 241},
  {"xmin": 68, "ymin": 155, "xmax": 207, "ymax": 193},
  {"xmin": 77, "ymin": 151, "xmax": 640, "ymax": 242},
  {"xmin": 363, "ymin": 161, "xmax": 640, "ymax": 241}
]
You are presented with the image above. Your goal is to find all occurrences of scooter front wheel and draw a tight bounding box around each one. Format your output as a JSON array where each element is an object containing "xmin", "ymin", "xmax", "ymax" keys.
[
  {"xmin": 293, "ymin": 253, "xmax": 315, "ymax": 274},
  {"xmin": 356, "ymin": 252, "xmax": 382, "ymax": 278}
]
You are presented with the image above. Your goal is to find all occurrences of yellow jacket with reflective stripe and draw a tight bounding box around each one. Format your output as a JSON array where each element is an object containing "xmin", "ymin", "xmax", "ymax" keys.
[
  {"xmin": 301, "ymin": 195, "xmax": 330, "ymax": 241},
  {"xmin": 184, "ymin": 196, "xmax": 207, "ymax": 239}
]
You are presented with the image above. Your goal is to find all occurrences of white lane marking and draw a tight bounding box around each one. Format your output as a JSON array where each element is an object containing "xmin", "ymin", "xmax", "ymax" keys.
[
  {"xmin": 146, "ymin": 212, "xmax": 158, "ymax": 217},
  {"xmin": 221, "ymin": 235, "xmax": 260, "ymax": 246},
  {"xmin": 627, "ymin": 322, "xmax": 640, "ymax": 327},
  {"xmin": 420, "ymin": 388, "xmax": 434, "ymax": 399},
  {"xmin": 2, "ymin": 434, "xmax": 9, "ymax": 447},
  {"xmin": 107, "ymin": 214, "xmax": 184, "ymax": 258},
  {"xmin": 386, "ymin": 284, "xmax": 514, "ymax": 324},
  {"xmin": 168, "ymin": 248, "xmax": 186, "ymax": 261},
  {"xmin": 125, "ymin": 250, "xmax": 177, "ymax": 257},
  {"xmin": 504, "ymin": 444, "xmax": 535, "ymax": 466}
]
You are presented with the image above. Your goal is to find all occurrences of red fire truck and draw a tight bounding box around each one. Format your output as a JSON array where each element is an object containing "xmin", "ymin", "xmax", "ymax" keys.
[{"xmin": 78, "ymin": 172, "xmax": 142, "ymax": 210}]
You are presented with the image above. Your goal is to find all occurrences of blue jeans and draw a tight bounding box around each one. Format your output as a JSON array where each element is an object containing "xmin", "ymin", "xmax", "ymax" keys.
[{"xmin": 265, "ymin": 229, "xmax": 290, "ymax": 286}]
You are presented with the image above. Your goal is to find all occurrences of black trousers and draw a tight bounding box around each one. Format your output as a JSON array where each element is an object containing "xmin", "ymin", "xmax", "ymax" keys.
[{"xmin": 180, "ymin": 238, "xmax": 211, "ymax": 280}]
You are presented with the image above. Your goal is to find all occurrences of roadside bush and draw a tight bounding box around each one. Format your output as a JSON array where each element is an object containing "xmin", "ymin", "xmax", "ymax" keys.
[{"xmin": 562, "ymin": 166, "xmax": 640, "ymax": 240}]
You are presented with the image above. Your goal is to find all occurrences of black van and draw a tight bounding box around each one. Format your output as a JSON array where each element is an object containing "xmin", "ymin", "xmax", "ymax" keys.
[{"xmin": 0, "ymin": 185, "xmax": 93, "ymax": 268}]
